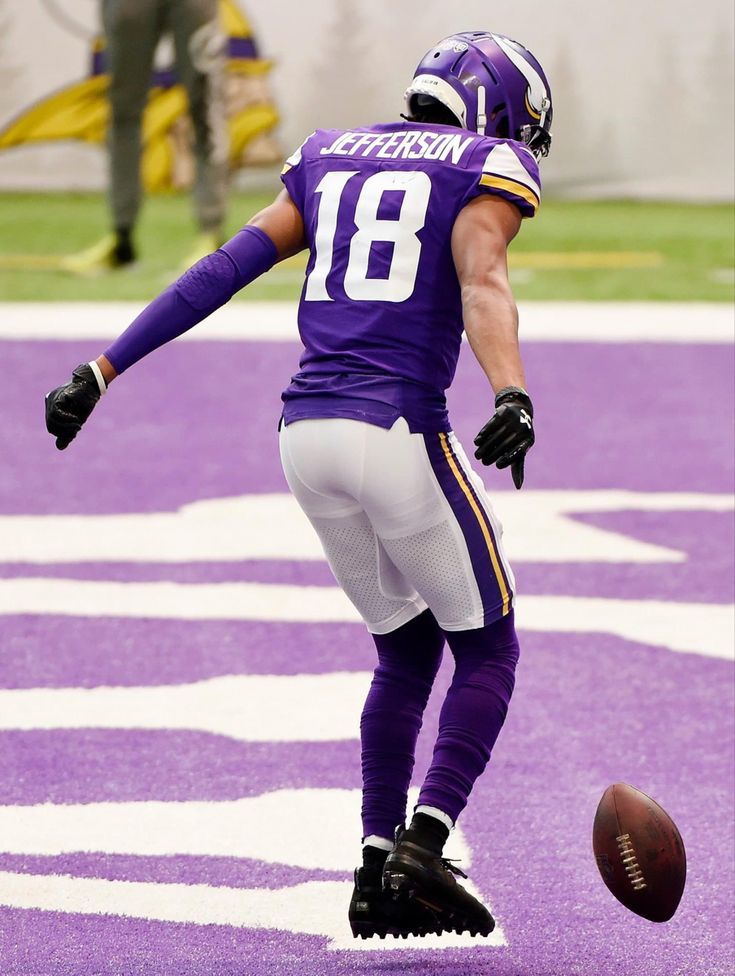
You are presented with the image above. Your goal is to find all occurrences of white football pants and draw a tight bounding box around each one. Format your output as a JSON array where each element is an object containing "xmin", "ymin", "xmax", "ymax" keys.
[{"xmin": 279, "ymin": 417, "xmax": 515, "ymax": 634}]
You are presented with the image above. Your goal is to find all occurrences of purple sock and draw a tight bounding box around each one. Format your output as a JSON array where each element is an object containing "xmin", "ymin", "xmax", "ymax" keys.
[
  {"xmin": 418, "ymin": 611, "xmax": 520, "ymax": 823},
  {"xmin": 360, "ymin": 610, "xmax": 444, "ymax": 840}
]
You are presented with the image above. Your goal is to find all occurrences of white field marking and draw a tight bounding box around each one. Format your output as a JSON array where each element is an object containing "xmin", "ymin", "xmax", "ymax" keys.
[
  {"xmin": 0, "ymin": 579, "xmax": 731, "ymax": 660},
  {"xmin": 0, "ymin": 672, "xmax": 371, "ymax": 742},
  {"xmin": 519, "ymin": 595, "xmax": 734, "ymax": 661},
  {"xmin": 0, "ymin": 578, "xmax": 353, "ymax": 623},
  {"xmin": 0, "ymin": 787, "xmax": 497, "ymax": 951},
  {"xmin": 510, "ymin": 268, "xmax": 534, "ymax": 284},
  {"xmin": 0, "ymin": 873, "xmax": 505, "ymax": 951},
  {"xmin": 3, "ymin": 490, "xmax": 732, "ymax": 565},
  {"xmin": 511, "ymin": 251, "xmax": 663, "ymax": 269},
  {"xmin": 0, "ymin": 788, "xmax": 469, "ymax": 870},
  {"xmin": 1, "ymin": 301, "xmax": 733, "ymax": 343},
  {"xmin": 709, "ymin": 268, "xmax": 735, "ymax": 285}
]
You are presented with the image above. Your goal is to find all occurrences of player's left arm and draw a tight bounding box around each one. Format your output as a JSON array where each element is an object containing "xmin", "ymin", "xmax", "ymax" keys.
[
  {"xmin": 45, "ymin": 190, "xmax": 305, "ymax": 450},
  {"xmin": 451, "ymin": 193, "xmax": 534, "ymax": 489}
]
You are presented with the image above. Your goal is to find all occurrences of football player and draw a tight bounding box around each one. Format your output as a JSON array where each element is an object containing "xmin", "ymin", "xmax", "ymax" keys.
[{"xmin": 46, "ymin": 31, "xmax": 552, "ymax": 939}]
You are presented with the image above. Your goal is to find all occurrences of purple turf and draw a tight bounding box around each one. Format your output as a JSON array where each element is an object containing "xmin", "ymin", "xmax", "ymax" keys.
[
  {"xmin": 0, "ymin": 335, "xmax": 733, "ymax": 976},
  {"xmin": 3, "ymin": 339, "xmax": 733, "ymax": 514}
]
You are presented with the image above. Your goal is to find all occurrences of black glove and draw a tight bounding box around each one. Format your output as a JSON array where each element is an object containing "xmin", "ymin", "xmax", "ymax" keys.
[
  {"xmin": 45, "ymin": 363, "xmax": 103, "ymax": 450},
  {"xmin": 474, "ymin": 387, "xmax": 535, "ymax": 490}
]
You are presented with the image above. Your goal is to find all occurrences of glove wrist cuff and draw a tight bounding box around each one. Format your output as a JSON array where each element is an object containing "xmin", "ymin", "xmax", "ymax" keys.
[
  {"xmin": 495, "ymin": 386, "xmax": 532, "ymax": 411},
  {"xmin": 87, "ymin": 360, "xmax": 107, "ymax": 395}
]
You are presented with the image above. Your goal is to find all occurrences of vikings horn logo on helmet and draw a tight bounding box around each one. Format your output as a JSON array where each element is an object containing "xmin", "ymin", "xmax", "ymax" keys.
[{"xmin": 491, "ymin": 34, "xmax": 551, "ymax": 123}]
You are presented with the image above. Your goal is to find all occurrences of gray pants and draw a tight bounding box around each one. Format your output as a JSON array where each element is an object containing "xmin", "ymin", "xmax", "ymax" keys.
[{"xmin": 102, "ymin": 0, "xmax": 228, "ymax": 233}]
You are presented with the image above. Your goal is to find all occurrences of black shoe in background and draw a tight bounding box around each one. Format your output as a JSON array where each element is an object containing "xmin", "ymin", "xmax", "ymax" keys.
[{"xmin": 112, "ymin": 228, "xmax": 136, "ymax": 267}]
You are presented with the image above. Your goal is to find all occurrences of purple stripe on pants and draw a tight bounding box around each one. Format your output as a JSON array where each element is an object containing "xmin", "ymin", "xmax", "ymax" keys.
[
  {"xmin": 423, "ymin": 432, "xmax": 512, "ymax": 626},
  {"xmin": 446, "ymin": 431, "xmax": 514, "ymax": 600}
]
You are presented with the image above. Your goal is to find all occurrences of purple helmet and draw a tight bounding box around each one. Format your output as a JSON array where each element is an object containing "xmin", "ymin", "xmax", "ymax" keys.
[{"xmin": 405, "ymin": 32, "xmax": 552, "ymax": 158}]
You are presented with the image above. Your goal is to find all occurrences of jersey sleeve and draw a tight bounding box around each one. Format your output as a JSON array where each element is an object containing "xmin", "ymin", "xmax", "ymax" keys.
[
  {"xmin": 468, "ymin": 140, "xmax": 542, "ymax": 218},
  {"xmin": 279, "ymin": 133, "xmax": 315, "ymax": 216}
]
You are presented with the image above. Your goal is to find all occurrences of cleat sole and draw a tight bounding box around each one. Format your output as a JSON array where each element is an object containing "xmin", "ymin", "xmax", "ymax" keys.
[{"xmin": 350, "ymin": 914, "xmax": 442, "ymax": 939}]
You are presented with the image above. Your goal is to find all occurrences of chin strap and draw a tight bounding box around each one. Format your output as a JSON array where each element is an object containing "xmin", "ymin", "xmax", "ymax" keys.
[{"xmin": 476, "ymin": 85, "xmax": 487, "ymax": 135}]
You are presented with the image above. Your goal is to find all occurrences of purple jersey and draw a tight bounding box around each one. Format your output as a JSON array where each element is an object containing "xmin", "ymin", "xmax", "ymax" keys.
[{"xmin": 280, "ymin": 122, "xmax": 541, "ymax": 433}]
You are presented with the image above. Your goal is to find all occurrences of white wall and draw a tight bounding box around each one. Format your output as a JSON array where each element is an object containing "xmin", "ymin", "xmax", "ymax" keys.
[{"xmin": 0, "ymin": 0, "xmax": 733, "ymax": 199}]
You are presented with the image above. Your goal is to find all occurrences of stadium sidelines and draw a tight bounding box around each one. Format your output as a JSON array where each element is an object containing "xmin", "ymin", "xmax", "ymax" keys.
[{"xmin": 0, "ymin": 300, "xmax": 733, "ymax": 342}]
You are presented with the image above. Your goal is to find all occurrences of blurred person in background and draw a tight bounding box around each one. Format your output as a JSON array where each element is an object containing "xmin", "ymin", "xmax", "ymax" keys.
[
  {"xmin": 69, "ymin": 0, "xmax": 228, "ymax": 272},
  {"xmin": 46, "ymin": 30, "xmax": 551, "ymax": 942}
]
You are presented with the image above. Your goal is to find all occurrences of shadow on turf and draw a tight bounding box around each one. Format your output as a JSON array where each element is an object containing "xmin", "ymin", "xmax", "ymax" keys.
[{"xmin": 361, "ymin": 960, "xmax": 527, "ymax": 976}]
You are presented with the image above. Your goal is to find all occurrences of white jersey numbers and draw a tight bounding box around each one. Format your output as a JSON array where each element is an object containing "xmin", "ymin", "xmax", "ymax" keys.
[
  {"xmin": 304, "ymin": 170, "xmax": 432, "ymax": 304},
  {"xmin": 347, "ymin": 171, "xmax": 430, "ymax": 302},
  {"xmin": 304, "ymin": 171, "xmax": 355, "ymax": 302}
]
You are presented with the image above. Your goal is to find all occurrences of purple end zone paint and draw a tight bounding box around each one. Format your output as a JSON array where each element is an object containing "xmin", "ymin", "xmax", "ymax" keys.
[
  {"xmin": 5, "ymin": 339, "xmax": 733, "ymax": 514},
  {"xmin": 1, "ymin": 336, "xmax": 733, "ymax": 976}
]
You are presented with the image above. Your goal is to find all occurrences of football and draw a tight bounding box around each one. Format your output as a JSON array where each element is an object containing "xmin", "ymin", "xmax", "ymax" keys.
[{"xmin": 593, "ymin": 783, "xmax": 686, "ymax": 922}]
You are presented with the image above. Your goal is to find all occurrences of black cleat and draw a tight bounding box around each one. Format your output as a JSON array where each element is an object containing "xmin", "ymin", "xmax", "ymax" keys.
[
  {"xmin": 349, "ymin": 862, "xmax": 441, "ymax": 939},
  {"xmin": 383, "ymin": 829, "xmax": 495, "ymax": 937}
]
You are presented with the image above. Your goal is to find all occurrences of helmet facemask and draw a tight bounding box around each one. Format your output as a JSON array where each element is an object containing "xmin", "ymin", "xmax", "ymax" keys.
[{"xmin": 520, "ymin": 101, "xmax": 553, "ymax": 158}]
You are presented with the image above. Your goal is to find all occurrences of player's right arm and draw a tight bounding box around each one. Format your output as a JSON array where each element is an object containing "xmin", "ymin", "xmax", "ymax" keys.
[
  {"xmin": 451, "ymin": 193, "xmax": 534, "ymax": 489},
  {"xmin": 45, "ymin": 190, "xmax": 305, "ymax": 450}
]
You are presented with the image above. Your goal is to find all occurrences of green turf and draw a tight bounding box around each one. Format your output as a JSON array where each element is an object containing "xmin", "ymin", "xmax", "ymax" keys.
[{"xmin": 0, "ymin": 192, "xmax": 732, "ymax": 302}]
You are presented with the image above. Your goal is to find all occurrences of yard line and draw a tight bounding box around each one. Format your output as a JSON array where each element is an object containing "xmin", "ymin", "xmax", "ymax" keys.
[
  {"xmin": 0, "ymin": 786, "xmax": 489, "ymax": 950},
  {"xmin": 0, "ymin": 789, "xmax": 468, "ymax": 870},
  {"xmin": 511, "ymin": 251, "xmax": 664, "ymax": 269},
  {"xmin": 0, "ymin": 301, "xmax": 732, "ymax": 342},
  {"xmin": 0, "ymin": 871, "xmax": 503, "ymax": 950},
  {"xmin": 0, "ymin": 578, "xmax": 731, "ymax": 659},
  {"xmin": 0, "ymin": 672, "xmax": 371, "ymax": 742},
  {"xmin": 3, "ymin": 489, "xmax": 732, "ymax": 564}
]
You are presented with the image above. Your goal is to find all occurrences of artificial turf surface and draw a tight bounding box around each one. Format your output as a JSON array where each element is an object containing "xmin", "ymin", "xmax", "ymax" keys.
[{"xmin": 0, "ymin": 191, "xmax": 732, "ymax": 303}]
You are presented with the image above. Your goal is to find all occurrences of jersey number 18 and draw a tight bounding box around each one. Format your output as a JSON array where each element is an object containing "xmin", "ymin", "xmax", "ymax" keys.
[{"xmin": 304, "ymin": 170, "xmax": 431, "ymax": 304}]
